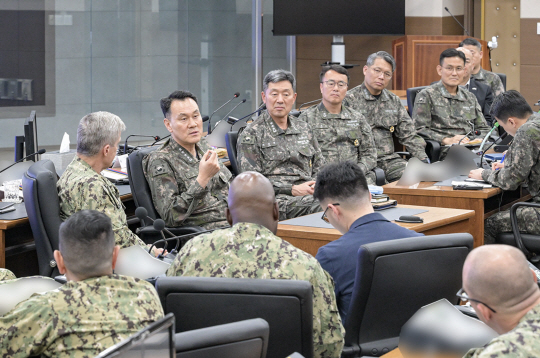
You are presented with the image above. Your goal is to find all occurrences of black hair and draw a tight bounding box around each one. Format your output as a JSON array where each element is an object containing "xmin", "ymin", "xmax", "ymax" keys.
[
  {"xmin": 458, "ymin": 38, "xmax": 482, "ymax": 51},
  {"xmin": 160, "ymin": 90, "xmax": 199, "ymax": 118},
  {"xmin": 439, "ymin": 48, "xmax": 466, "ymax": 66},
  {"xmin": 313, "ymin": 161, "xmax": 369, "ymax": 203},
  {"xmin": 319, "ymin": 65, "xmax": 350, "ymax": 84},
  {"xmin": 490, "ymin": 90, "xmax": 533, "ymax": 123}
]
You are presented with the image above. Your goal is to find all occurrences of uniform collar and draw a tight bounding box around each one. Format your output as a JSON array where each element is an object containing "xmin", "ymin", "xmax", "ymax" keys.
[
  {"xmin": 435, "ymin": 81, "xmax": 469, "ymax": 102},
  {"xmin": 263, "ymin": 111, "xmax": 301, "ymax": 136},
  {"xmin": 360, "ymin": 82, "xmax": 390, "ymax": 102},
  {"xmin": 316, "ymin": 102, "xmax": 352, "ymax": 120},
  {"xmin": 473, "ymin": 68, "xmax": 486, "ymax": 81},
  {"xmin": 229, "ymin": 222, "xmax": 280, "ymax": 243}
]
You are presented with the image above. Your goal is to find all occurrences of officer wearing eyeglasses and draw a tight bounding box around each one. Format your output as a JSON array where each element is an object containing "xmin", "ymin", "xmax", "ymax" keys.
[
  {"xmin": 460, "ymin": 245, "xmax": 540, "ymax": 358},
  {"xmin": 298, "ymin": 65, "xmax": 378, "ymax": 184}
]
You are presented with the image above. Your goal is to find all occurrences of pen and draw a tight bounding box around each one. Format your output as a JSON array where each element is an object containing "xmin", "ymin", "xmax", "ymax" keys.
[{"xmin": 496, "ymin": 154, "xmax": 506, "ymax": 170}]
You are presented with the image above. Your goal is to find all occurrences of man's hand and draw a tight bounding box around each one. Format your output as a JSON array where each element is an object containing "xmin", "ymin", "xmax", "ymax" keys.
[
  {"xmin": 291, "ymin": 181, "xmax": 316, "ymax": 197},
  {"xmin": 468, "ymin": 168, "xmax": 484, "ymax": 180},
  {"xmin": 442, "ymin": 135, "xmax": 469, "ymax": 145},
  {"xmin": 492, "ymin": 161, "xmax": 505, "ymax": 171},
  {"xmin": 197, "ymin": 150, "xmax": 220, "ymax": 188}
]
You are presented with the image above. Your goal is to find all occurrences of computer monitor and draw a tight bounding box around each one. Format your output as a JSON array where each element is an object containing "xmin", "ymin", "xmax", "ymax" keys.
[
  {"xmin": 19, "ymin": 110, "xmax": 39, "ymax": 162},
  {"xmin": 95, "ymin": 313, "xmax": 175, "ymax": 358}
]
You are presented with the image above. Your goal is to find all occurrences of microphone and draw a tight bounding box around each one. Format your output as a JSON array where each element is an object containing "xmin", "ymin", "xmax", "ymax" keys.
[
  {"xmin": 445, "ymin": 7, "xmax": 470, "ymax": 36},
  {"xmin": 134, "ymin": 207, "xmax": 176, "ymax": 238},
  {"xmin": 147, "ymin": 226, "xmax": 229, "ymax": 258},
  {"xmin": 234, "ymin": 102, "xmax": 267, "ymax": 123},
  {"xmin": 458, "ymin": 121, "xmax": 480, "ymax": 145},
  {"xmin": 221, "ymin": 99, "xmax": 247, "ymax": 124},
  {"xmin": 298, "ymin": 98, "xmax": 322, "ymax": 109},
  {"xmin": 208, "ymin": 92, "xmax": 240, "ymax": 134},
  {"xmin": 123, "ymin": 135, "xmax": 161, "ymax": 154},
  {"xmin": 479, "ymin": 132, "xmax": 508, "ymax": 169},
  {"xmin": 0, "ymin": 149, "xmax": 46, "ymax": 174}
]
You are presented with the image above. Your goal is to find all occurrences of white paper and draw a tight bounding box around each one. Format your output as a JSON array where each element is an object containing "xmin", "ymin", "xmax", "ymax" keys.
[{"xmin": 59, "ymin": 132, "xmax": 70, "ymax": 153}]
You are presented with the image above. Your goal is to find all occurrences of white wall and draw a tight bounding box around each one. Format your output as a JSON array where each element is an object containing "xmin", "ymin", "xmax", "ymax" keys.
[
  {"xmin": 405, "ymin": 0, "xmax": 464, "ymax": 17},
  {"xmin": 521, "ymin": 0, "xmax": 540, "ymax": 18}
]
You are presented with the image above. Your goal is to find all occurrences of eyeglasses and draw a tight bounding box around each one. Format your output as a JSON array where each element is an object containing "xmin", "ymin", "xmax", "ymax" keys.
[
  {"xmin": 456, "ymin": 288, "xmax": 497, "ymax": 313},
  {"xmin": 322, "ymin": 80, "xmax": 348, "ymax": 89},
  {"xmin": 370, "ymin": 67, "xmax": 393, "ymax": 79},
  {"xmin": 442, "ymin": 66, "xmax": 464, "ymax": 73},
  {"xmin": 321, "ymin": 203, "xmax": 340, "ymax": 223}
]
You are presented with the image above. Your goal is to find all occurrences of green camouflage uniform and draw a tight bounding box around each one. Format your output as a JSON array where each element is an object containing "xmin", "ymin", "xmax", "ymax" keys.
[
  {"xmin": 412, "ymin": 81, "xmax": 490, "ymax": 160},
  {"xmin": 58, "ymin": 157, "xmax": 146, "ymax": 248},
  {"xmin": 0, "ymin": 274, "xmax": 164, "ymax": 358},
  {"xmin": 463, "ymin": 302, "xmax": 540, "ymax": 357},
  {"xmin": 167, "ymin": 222, "xmax": 345, "ymax": 358},
  {"xmin": 297, "ymin": 102, "xmax": 377, "ymax": 185},
  {"xmin": 237, "ymin": 111, "xmax": 326, "ymax": 220},
  {"xmin": 482, "ymin": 113, "xmax": 540, "ymax": 244},
  {"xmin": 472, "ymin": 68, "xmax": 505, "ymax": 97},
  {"xmin": 143, "ymin": 138, "xmax": 231, "ymax": 230},
  {"xmin": 345, "ymin": 83, "xmax": 427, "ymax": 182},
  {"xmin": 0, "ymin": 268, "xmax": 15, "ymax": 281}
]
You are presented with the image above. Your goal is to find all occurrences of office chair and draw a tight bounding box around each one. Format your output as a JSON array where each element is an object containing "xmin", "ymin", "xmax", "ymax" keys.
[
  {"xmin": 406, "ymin": 86, "xmax": 427, "ymax": 117},
  {"xmin": 22, "ymin": 160, "xmax": 62, "ymax": 277},
  {"xmin": 341, "ymin": 233, "xmax": 474, "ymax": 357},
  {"xmin": 127, "ymin": 147, "xmax": 203, "ymax": 244},
  {"xmin": 225, "ymin": 131, "xmax": 240, "ymax": 176},
  {"xmin": 495, "ymin": 73, "xmax": 507, "ymax": 91},
  {"xmin": 156, "ymin": 276, "xmax": 314, "ymax": 358},
  {"xmin": 175, "ymin": 318, "xmax": 270, "ymax": 357}
]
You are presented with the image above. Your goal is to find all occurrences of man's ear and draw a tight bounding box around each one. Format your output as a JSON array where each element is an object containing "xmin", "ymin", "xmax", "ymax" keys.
[
  {"xmin": 261, "ymin": 91, "xmax": 267, "ymax": 104},
  {"xmin": 436, "ymin": 65, "xmax": 443, "ymax": 77},
  {"xmin": 330, "ymin": 203, "xmax": 341, "ymax": 218},
  {"xmin": 273, "ymin": 202, "xmax": 280, "ymax": 222},
  {"xmin": 363, "ymin": 65, "xmax": 368, "ymax": 76},
  {"xmin": 226, "ymin": 207, "xmax": 233, "ymax": 226},
  {"xmin": 164, "ymin": 118, "xmax": 173, "ymax": 133},
  {"xmin": 54, "ymin": 250, "xmax": 66, "ymax": 275},
  {"xmin": 111, "ymin": 245, "xmax": 121, "ymax": 270},
  {"xmin": 475, "ymin": 302, "xmax": 494, "ymax": 323}
]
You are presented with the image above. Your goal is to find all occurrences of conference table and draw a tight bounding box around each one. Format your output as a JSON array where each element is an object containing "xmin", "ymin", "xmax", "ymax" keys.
[
  {"xmin": 277, "ymin": 204, "xmax": 475, "ymax": 257},
  {"xmin": 383, "ymin": 181, "xmax": 531, "ymax": 247}
]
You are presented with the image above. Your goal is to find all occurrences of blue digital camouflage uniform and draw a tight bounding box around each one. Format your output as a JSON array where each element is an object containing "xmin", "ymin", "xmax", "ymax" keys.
[
  {"xmin": 0, "ymin": 268, "xmax": 15, "ymax": 281},
  {"xmin": 463, "ymin": 302, "xmax": 540, "ymax": 357},
  {"xmin": 143, "ymin": 138, "xmax": 231, "ymax": 230},
  {"xmin": 237, "ymin": 111, "xmax": 326, "ymax": 220},
  {"xmin": 345, "ymin": 83, "xmax": 427, "ymax": 182},
  {"xmin": 166, "ymin": 222, "xmax": 345, "ymax": 358},
  {"xmin": 0, "ymin": 274, "xmax": 164, "ymax": 358},
  {"xmin": 297, "ymin": 102, "xmax": 377, "ymax": 185},
  {"xmin": 482, "ymin": 113, "xmax": 540, "ymax": 244},
  {"xmin": 472, "ymin": 68, "xmax": 505, "ymax": 97}
]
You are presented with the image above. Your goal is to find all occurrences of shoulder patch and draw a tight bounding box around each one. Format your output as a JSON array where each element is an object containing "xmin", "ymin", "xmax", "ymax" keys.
[
  {"xmin": 241, "ymin": 135, "xmax": 255, "ymax": 145},
  {"xmin": 149, "ymin": 159, "xmax": 172, "ymax": 177},
  {"xmin": 416, "ymin": 97, "xmax": 426, "ymax": 104}
]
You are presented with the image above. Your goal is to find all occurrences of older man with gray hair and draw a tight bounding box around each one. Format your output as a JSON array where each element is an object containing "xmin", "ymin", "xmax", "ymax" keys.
[
  {"xmin": 344, "ymin": 51, "xmax": 427, "ymax": 182},
  {"xmin": 58, "ymin": 111, "xmax": 147, "ymax": 249},
  {"xmin": 237, "ymin": 69, "xmax": 325, "ymax": 220}
]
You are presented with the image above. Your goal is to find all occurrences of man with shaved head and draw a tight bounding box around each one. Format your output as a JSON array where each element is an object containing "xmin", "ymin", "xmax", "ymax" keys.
[
  {"xmin": 167, "ymin": 171, "xmax": 345, "ymax": 358},
  {"xmin": 461, "ymin": 245, "xmax": 540, "ymax": 357}
]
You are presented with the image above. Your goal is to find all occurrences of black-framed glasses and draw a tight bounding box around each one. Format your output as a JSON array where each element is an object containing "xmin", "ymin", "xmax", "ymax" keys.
[
  {"xmin": 456, "ymin": 288, "xmax": 497, "ymax": 313},
  {"xmin": 321, "ymin": 80, "xmax": 348, "ymax": 89},
  {"xmin": 321, "ymin": 203, "xmax": 340, "ymax": 223}
]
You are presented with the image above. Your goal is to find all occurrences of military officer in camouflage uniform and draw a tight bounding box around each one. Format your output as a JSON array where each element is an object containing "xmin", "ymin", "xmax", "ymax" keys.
[
  {"xmin": 237, "ymin": 69, "xmax": 325, "ymax": 220},
  {"xmin": 459, "ymin": 38, "xmax": 505, "ymax": 97},
  {"xmin": 461, "ymin": 245, "xmax": 540, "ymax": 357},
  {"xmin": 58, "ymin": 111, "xmax": 149, "ymax": 250},
  {"xmin": 298, "ymin": 65, "xmax": 377, "ymax": 184},
  {"xmin": 413, "ymin": 48, "xmax": 490, "ymax": 160},
  {"xmin": 345, "ymin": 51, "xmax": 428, "ymax": 182},
  {"xmin": 469, "ymin": 91, "xmax": 540, "ymax": 244},
  {"xmin": 143, "ymin": 90, "xmax": 232, "ymax": 229},
  {"xmin": 167, "ymin": 171, "xmax": 345, "ymax": 358},
  {"xmin": 0, "ymin": 268, "xmax": 15, "ymax": 281},
  {"xmin": 0, "ymin": 210, "xmax": 164, "ymax": 357}
]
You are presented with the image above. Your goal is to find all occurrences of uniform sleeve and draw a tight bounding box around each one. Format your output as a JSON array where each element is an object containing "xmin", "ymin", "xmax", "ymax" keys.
[
  {"xmin": 473, "ymin": 99, "xmax": 491, "ymax": 136},
  {"xmin": 491, "ymin": 75, "xmax": 505, "ymax": 97},
  {"xmin": 395, "ymin": 102, "xmax": 427, "ymax": 159},
  {"xmin": 482, "ymin": 130, "xmax": 538, "ymax": 191},
  {"xmin": 357, "ymin": 119, "xmax": 377, "ymax": 174},
  {"xmin": 144, "ymin": 156, "xmax": 208, "ymax": 227},
  {"xmin": 483, "ymin": 87, "xmax": 494, "ymax": 127},
  {"xmin": 309, "ymin": 124, "xmax": 326, "ymax": 179},
  {"xmin": 310, "ymin": 267, "xmax": 345, "ymax": 358},
  {"xmin": 412, "ymin": 91, "xmax": 447, "ymax": 143}
]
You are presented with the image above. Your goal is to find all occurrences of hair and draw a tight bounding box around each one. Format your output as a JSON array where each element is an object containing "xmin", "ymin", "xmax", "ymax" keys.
[
  {"xmin": 458, "ymin": 38, "xmax": 482, "ymax": 51},
  {"xmin": 263, "ymin": 69, "xmax": 296, "ymax": 92},
  {"xmin": 490, "ymin": 90, "xmax": 533, "ymax": 123},
  {"xmin": 160, "ymin": 90, "xmax": 199, "ymax": 118},
  {"xmin": 77, "ymin": 111, "xmax": 126, "ymax": 157},
  {"xmin": 313, "ymin": 161, "xmax": 370, "ymax": 205},
  {"xmin": 59, "ymin": 210, "xmax": 115, "ymax": 278},
  {"xmin": 319, "ymin": 65, "xmax": 350, "ymax": 83},
  {"xmin": 366, "ymin": 51, "xmax": 396, "ymax": 72},
  {"xmin": 439, "ymin": 48, "xmax": 466, "ymax": 66}
]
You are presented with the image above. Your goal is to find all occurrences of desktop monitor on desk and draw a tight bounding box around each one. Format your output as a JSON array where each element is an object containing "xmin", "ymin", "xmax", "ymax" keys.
[{"xmin": 15, "ymin": 110, "xmax": 39, "ymax": 162}]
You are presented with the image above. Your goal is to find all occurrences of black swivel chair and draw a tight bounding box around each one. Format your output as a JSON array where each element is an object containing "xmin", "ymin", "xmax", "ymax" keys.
[
  {"xmin": 156, "ymin": 276, "xmax": 314, "ymax": 358},
  {"xmin": 127, "ymin": 147, "xmax": 203, "ymax": 244},
  {"xmin": 341, "ymin": 233, "xmax": 474, "ymax": 357},
  {"xmin": 225, "ymin": 131, "xmax": 240, "ymax": 176},
  {"xmin": 22, "ymin": 160, "xmax": 62, "ymax": 277},
  {"xmin": 495, "ymin": 73, "xmax": 507, "ymax": 91}
]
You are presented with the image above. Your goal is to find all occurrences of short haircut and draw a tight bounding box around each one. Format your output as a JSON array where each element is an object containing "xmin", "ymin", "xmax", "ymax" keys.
[
  {"xmin": 77, "ymin": 111, "xmax": 125, "ymax": 157},
  {"xmin": 59, "ymin": 210, "xmax": 115, "ymax": 278},
  {"xmin": 459, "ymin": 38, "xmax": 482, "ymax": 51},
  {"xmin": 313, "ymin": 161, "xmax": 369, "ymax": 204},
  {"xmin": 263, "ymin": 69, "xmax": 296, "ymax": 92},
  {"xmin": 160, "ymin": 90, "xmax": 199, "ymax": 118},
  {"xmin": 366, "ymin": 51, "xmax": 396, "ymax": 72},
  {"xmin": 439, "ymin": 48, "xmax": 466, "ymax": 66},
  {"xmin": 490, "ymin": 90, "xmax": 533, "ymax": 123},
  {"xmin": 320, "ymin": 65, "xmax": 350, "ymax": 83}
]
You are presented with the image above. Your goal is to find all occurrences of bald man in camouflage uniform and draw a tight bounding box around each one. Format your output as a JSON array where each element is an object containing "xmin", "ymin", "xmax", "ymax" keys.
[
  {"xmin": 144, "ymin": 90, "xmax": 231, "ymax": 229},
  {"xmin": 345, "ymin": 52, "xmax": 427, "ymax": 182},
  {"xmin": 0, "ymin": 210, "xmax": 164, "ymax": 357},
  {"xmin": 238, "ymin": 70, "xmax": 325, "ymax": 220},
  {"xmin": 298, "ymin": 65, "xmax": 377, "ymax": 184},
  {"xmin": 167, "ymin": 172, "xmax": 344, "ymax": 358},
  {"xmin": 0, "ymin": 268, "xmax": 15, "ymax": 281},
  {"xmin": 469, "ymin": 91, "xmax": 540, "ymax": 244}
]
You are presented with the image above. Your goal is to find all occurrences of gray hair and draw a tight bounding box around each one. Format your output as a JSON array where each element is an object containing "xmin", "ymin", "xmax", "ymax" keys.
[
  {"xmin": 366, "ymin": 51, "xmax": 396, "ymax": 72},
  {"xmin": 77, "ymin": 111, "xmax": 126, "ymax": 156},
  {"xmin": 263, "ymin": 69, "xmax": 296, "ymax": 92}
]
